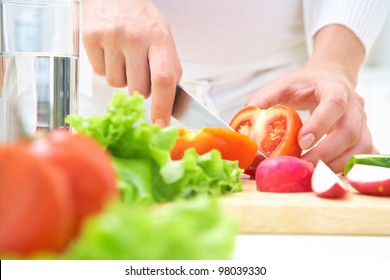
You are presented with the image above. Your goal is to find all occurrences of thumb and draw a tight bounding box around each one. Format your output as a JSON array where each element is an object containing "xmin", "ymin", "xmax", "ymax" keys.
[{"xmin": 246, "ymin": 80, "xmax": 291, "ymax": 109}]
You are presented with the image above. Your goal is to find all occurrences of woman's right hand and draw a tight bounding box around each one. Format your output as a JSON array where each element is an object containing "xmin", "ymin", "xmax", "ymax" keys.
[{"xmin": 82, "ymin": 0, "xmax": 182, "ymax": 127}]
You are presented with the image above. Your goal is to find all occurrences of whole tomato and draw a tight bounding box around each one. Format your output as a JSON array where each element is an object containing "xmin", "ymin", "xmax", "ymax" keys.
[
  {"xmin": 170, "ymin": 127, "xmax": 258, "ymax": 169},
  {"xmin": 26, "ymin": 129, "xmax": 119, "ymax": 236},
  {"xmin": 230, "ymin": 105, "xmax": 303, "ymax": 176},
  {"xmin": 0, "ymin": 145, "xmax": 74, "ymax": 256}
]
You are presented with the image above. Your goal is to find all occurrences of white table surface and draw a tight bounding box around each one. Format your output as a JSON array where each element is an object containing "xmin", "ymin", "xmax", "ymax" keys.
[{"xmin": 234, "ymin": 234, "xmax": 390, "ymax": 260}]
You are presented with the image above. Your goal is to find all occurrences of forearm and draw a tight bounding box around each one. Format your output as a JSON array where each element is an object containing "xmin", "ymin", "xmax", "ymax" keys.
[{"xmin": 307, "ymin": 24, "xmax": 365, "ymax": 87}]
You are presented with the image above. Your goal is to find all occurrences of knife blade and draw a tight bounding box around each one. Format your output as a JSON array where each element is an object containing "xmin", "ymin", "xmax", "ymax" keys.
[
  {"xmin": 172, "ymin": 84, "xmax": 233, "ymax": 131},
  {"xmin": 172, "ymin": 84, "xmax": 268, "ymax": 160}
]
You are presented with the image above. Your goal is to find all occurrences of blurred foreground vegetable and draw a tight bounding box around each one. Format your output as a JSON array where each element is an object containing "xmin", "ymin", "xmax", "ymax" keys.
[
  {"xmin": 26, "ymin": 130, "xmax": 118, "ymax": 235},
  {"xmin": 0, "ymin": 145, "xmax": 74, "ymax": 256},
  {"xmin": 0, "ymin": 130, "xmax": 118, "ymax": 258},
  {"xmin": 1, "ymin": 92, "xmax": 241, "ymax": 259},
  {"xmin": 65, "ymin": 197, "xmax": 237, "ymax": 260}
]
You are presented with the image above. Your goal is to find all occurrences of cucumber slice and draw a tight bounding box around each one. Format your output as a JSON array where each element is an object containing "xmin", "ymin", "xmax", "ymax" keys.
[{"xmin": 344, "ymin": 154, "xmax": 390, "ymax": 175}]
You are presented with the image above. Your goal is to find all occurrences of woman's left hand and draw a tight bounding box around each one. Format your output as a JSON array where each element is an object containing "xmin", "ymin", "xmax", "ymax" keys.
[{"xmin": 246, "ymin": 62, "xmax": 376, "ymax": 173}]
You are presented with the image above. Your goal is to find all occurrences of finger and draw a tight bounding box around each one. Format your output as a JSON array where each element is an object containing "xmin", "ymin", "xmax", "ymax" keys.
[
  {"xmin": 148, "ymin": 44, "xmax": 179, "ymax": 127},
  {"xmin": 84, "ymin": 45, "xmax": 106, "ymax": 76},
  {"xmin": 124, "ymin": 48, "xmax": 151, "ymax": 98},
  {"xmin": 326, "ymin": 120, "xmax": 373, "ymax": 173},
  {"xmin": 82, "ymin": 29, "xmax": 106, "ymax": 76},
  {"xmin": 246, "ymin": 79, "xmax": 291, "ymax": 109},
  {"xmin": 245, "ymin": 72, "xmax": 318, "ymax": 110},
  {"xmin": 301, "ymin": 97, "xmax": 364, "ymax": 168},
  {"xmin": 104, "ymin": 47, "xmax": 127, "ymax": 88},
  {"xmin": 298, "ymin": 82, "xmax": 349, "ymax": 150}
]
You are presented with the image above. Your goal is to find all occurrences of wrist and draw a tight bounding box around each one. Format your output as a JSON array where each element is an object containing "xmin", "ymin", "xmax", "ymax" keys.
[
  {"xmin": 308, "ymin": 24, "xmax": 365, "ymax": 87},
  {"xmin": 306, "ymin": 57, "xmax": 356, "ymax": 86}
]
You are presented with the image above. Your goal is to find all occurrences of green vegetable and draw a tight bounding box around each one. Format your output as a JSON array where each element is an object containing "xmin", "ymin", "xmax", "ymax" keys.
[
  {"xmin": 344, "ymin": 154, "xmax": 390, "ymax": 175},
  {"xmin": 64, "ymin": 196, "xmax": 238, "ymax": 260},
  {"xmin": 66, "ymin": 92, "xmax": 177, "ymax": 164},
  {"xmin": 66, "ymin": 92, "xmax": 243, "ymax": 204},
  {"xmin": 161, "ymin": 149, "xmax": 242, "ymax": 197}
]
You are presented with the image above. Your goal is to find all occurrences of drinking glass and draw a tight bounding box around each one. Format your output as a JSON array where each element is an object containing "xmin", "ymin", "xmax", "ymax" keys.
[{"xmin": 0, "ymin": 0, "xmax": 79, "ymax": 142}]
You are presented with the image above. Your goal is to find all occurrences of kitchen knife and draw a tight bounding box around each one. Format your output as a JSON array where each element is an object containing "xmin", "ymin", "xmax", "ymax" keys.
[
  {"xmin": 172, "ymin": 84, "xmax": 268, "ymax": 160},
  {"xmin": 172, "ymin": 84, "xmax": 234, "ymax": 131}
]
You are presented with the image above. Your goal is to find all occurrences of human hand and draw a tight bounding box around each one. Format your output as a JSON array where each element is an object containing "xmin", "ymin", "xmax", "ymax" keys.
[
  {"xmin": 82, "ymin": 0, "xmax": 182, "ymax": 127},
  {"xmin": 246, "ymin": 62, "xmax": 376, "ymax": 173}
]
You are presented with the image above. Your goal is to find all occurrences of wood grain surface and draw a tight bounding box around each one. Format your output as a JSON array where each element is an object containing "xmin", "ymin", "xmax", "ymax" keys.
[{"xmin": 220, "ymin": 179, "xmax": 390, "ymax": 236}]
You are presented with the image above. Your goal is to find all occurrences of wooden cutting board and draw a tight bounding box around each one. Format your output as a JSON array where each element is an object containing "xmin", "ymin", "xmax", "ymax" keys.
[{"xmin": 220, "ymin": 179, "xmax": 390, "ymax": 236}]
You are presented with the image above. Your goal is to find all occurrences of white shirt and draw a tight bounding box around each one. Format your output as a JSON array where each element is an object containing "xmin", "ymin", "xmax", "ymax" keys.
[
  {"xmin": 79, "ymin": 0, "xmax": 390, "ymax": 122},
  {"xmin": 155, "ymin": 0, "xmax": 306, "ymax": 66}
]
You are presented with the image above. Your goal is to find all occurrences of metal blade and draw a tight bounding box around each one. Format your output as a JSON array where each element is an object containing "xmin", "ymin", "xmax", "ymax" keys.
[
  {"xmin": 172, "ymin": 84, "xmax": 233, "ymax": 130},
  {"xmin": 172, "ymin": 84, "xmax": 268, "ymax": 160}
]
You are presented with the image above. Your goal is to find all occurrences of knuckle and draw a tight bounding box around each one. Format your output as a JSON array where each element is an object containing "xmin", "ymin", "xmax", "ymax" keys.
[
  {"xmin": 93, "ymin": 23, "xmax": 142, "ymax": 46},
  {"xmin": 358, "ymin": 128, "xmax": 374, "ymax": 154},
  {"xmin": 82, "ymin": 28, "xmax": 101, "ymax": 47},
  {"xmin": 360, "ymin": 141, "xmax": 373, "ymax": 154},
  {"xmin": 123, "ymin": 29, "xmax": 143, "ymax": 45},
  {"xmin": 354, "ymin": 93, "xmax": 365, "ymax": 109},
  {"xmin": 344, "ymin": 126, "xmax": 360, "ymax": 147},
  {"xmin": 176, "ymin": 64, "xmax": 183, "ymax": 79},
  {"xmin": 150, "ymin": 24, "xmax": 170, "ymax": 43},
  {"xmin": 330, "ymin": 94, "xmax": 348, "ymax": 111},
  {"xmin": 152, "ymin": 71, "xmax": 175, "ymax": 88}
]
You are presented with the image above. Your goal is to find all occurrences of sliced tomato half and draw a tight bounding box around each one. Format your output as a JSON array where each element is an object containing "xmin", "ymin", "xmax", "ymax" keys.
[
  {"xmin": 170, "ymin": 127, "xmax": 258, "ymax": 169},
  {"xmin": 230, "ymin": 105, "xmax": 303, "ymax": 176},
  {"xmin": 230, "ymin": 105, "xmax": 303, "ymax": 158}
]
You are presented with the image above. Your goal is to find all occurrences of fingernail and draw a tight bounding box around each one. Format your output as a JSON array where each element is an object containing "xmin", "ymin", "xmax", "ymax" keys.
[
  {"xmin": 154, "ymin": 118, "xmax": 167, "ymax": 128},
  {"xmin": 299, "ymin": 133, "xmax": 315, "ymax": 150}
]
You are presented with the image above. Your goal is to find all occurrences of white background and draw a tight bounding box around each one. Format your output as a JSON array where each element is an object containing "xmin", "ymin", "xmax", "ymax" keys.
[{"xmin": 359, "ymin": 14, "xmax": 390, "ymax": 154}]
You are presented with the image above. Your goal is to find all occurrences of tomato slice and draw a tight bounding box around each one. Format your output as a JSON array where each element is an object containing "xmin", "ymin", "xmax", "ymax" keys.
[
  {"xmin": 230, "ymin": 105, "xmax": 303, "ymax": 176},
  {"xmin": 229, "ymin": 106, "xmax": 262, "ymax": 137},
  {"xmin": 26, "ymin": 130, "xmax": 119, "ymax": 236},
  {"xmin": 230, "ymin": 105, "xmax": 303, "ymax": 158},
  {"xmin": 170, "ymin": 127, "xmax": 258, "ymax": 169},
  {"xmin": 0, "ymin": 145, "xmax": 74, "ymax": 256}
]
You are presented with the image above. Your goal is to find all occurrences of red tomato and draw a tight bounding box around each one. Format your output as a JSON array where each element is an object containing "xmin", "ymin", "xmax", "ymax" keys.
[
  {"xmin": 230, "ymin": 105, "xmax": 303, "ymax": 177},
  {"xmin": 230, "ymin": 105, "xmax": 303, "ymax": 157},
  {"xmin": 170, "ymin": 127, "xmax": 258, "ymax": 169},
  {"xmin": 26, "ymin": 130, "xmax": 118, "ymax": 236},
  {"xmin": 0, "ymin": 145, "xmax": 74, "ymax": 256}
]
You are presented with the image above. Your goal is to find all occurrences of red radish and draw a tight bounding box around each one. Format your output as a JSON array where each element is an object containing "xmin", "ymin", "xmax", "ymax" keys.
[
  {"xmin": 312, "ymin": 160, "xmax": 349, "ymax": 198},
  {"xmin": 346, "ymin": 164, "xmax": 390, "ymax": 196},
  {"xmin": 256, "ymin": 155, "xmax": 314, "ymax": 193}
]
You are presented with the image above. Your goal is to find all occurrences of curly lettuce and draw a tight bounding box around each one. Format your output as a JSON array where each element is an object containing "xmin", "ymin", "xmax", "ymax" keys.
[
  {"xmin": 66, "ymin": 92, "xmax": 242, "ymax": 204},
  {"xmin": 65, "ymin": 197, "xmax": 237, "ymax": 260}
]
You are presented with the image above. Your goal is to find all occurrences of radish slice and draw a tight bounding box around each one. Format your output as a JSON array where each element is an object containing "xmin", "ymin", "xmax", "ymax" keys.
[
  {"xmin": 312, "ymin": 160, "xmax": 349, "ymax": 198},
  {"xmin": 346, "ymin": 164, "xmax": 390, "ymax": 196}
]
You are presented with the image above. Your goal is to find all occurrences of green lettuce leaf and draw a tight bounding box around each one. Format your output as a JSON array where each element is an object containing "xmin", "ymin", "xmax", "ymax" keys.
[
  {"xmin": 66, "ymin": 92, "xmax": 242, "ymax": 204},
  {"xmin": 64, "ymin": 196, "xmax": 238, "ymax": 260},
  {"xmin": 160, "ymin": 149, "xmax": 243, "ymax": 198},
  {"xmin": 66, "ymin": 92, "xmax": 177, "ymax": 165}
]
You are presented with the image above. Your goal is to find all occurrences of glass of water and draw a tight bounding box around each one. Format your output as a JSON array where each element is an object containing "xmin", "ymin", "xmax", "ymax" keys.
[{"xmin": 0, "ymin": 0, "xmax": 79, "ymax": 142}]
